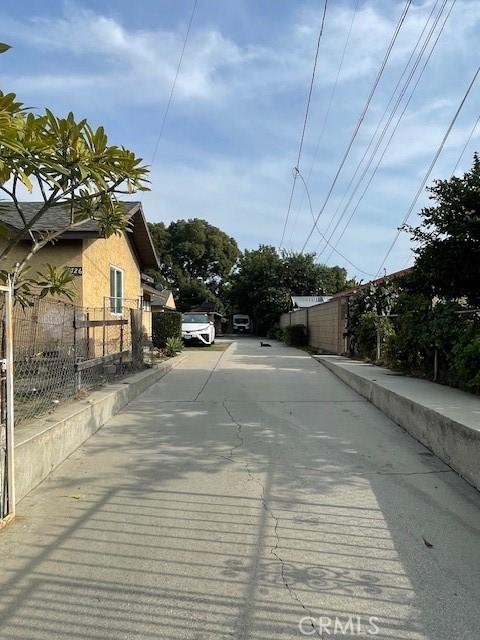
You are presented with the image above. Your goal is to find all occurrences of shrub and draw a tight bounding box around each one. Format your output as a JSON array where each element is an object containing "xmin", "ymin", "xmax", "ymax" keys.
[
  {"xmin": 268, "ymin": 326, "xmax": 286, "ymax": 341},
  {"xmin": 451, "ymin": 324, "xmax": 480, "ymax": 393},
  {"xmin": 382, "ymin": 292, "xmax": 433, "ymax": 375},
  {"xmin": 164, "ymin": 336, "xmax": 184, "ymax": 357},
  {"xmin": 356, "ymin": 312, "xmax": 394, "ymax": 362},
  {"xmin": 284, "ymin": 324, "xmax": 308, "ymax": 346},
  {"xmin": 356, "ymin": 312, "xmax": 378, "ymax": 360},
  {"xmin": 152, "ymin": 311, "xmax": 182, "ymax": 348}
]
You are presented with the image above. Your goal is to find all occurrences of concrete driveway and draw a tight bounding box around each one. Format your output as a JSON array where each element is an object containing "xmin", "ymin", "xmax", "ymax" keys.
[{"xmin": 1, "ymin": 337, "xmax": 480, "ymax": 639}]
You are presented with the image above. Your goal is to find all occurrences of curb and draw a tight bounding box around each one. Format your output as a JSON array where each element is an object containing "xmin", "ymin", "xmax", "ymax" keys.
[{"xmin": 316, "ymin": 355, "xmax": 480, "ymax": 492}]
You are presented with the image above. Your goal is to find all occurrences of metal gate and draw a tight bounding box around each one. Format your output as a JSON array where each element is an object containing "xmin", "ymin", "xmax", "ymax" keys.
[{"xmin": 0, "ymin": 283, "xmax": 15, "ymax": 527}]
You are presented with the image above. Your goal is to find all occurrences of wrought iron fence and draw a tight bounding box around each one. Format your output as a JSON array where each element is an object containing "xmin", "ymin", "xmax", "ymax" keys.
[{"xmin": 13, "ymin": 296, "xmax": 145, "ymax": 425}]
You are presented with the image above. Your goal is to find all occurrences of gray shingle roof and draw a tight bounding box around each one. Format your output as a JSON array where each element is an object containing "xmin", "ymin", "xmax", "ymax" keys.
[
  {"xmin": 151, "ymin": 290, "xmax": 172, "ymax": 307},
  {"xmin": 0, "ymin": 201, "xmax": 160, "ymax": 270},
  {"xmin": 0, "ymin": 201, "xmax": 139, "ymax": 232}
]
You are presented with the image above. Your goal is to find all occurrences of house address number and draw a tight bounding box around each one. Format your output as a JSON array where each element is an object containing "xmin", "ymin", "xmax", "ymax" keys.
[{"xmin": 68, "ymin": 267, "xmax": 83, "ymax": 276}]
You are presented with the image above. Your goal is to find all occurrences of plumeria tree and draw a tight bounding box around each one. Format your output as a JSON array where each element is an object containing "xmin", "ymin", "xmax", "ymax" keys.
[{"xmin": 0, "ymin": 43, "xmax": 149, "ymax": 302}]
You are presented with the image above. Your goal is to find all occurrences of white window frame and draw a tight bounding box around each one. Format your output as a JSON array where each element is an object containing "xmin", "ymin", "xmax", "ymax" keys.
[
  {"xmin": 142, "ymin": 295, "xmax": 151, "ymax": 312},
  {"xmin": 110, "ymin": 265, "xmax": 124, "ymax": 314}
]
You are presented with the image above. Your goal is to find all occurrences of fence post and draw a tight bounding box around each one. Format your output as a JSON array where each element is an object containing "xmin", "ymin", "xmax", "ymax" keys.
[
  {"xmin": 4, "ymin": 280, "xmax": 15, "ymax": 522},
  {"xmin": 130, "ymin": 308, "xmax": 143, "ymax": 369},
  {"xmin": 73, "ymin": 311, "xmax": 81, "ymax": 394},
  {"xmin": 86, "ymin": 311, "xmax": 90, "ymax": 359},
  {"xmin": 102, "ymin": 302, "xmax": 106, "ymax": 358},
  {"xmin": 376, "ymin": 325, "xmax": 381, "ymax": 362},
  {"xmin": 119, "ymin": 312, "xmax": 124, "ymax": 374}
]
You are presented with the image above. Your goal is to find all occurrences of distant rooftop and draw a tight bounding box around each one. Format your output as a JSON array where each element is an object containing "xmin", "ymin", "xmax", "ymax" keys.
[{"xmin": 291, "ymin": 295, "xmax": 332, "ymax": 309}]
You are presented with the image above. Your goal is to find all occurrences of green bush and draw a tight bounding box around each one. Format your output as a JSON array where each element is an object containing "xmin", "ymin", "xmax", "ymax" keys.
[
  {"xmin": 152, "ymin": 311, "xmax": 182, "ymax": 348},
  {"xmin": 165, "ymin": 336, "xmax": 184, "ymax": 357},
  {"xmin": 284, "ymin": 324, "xmax": 308, "ymax": 346},
  {"xmin": 356, "ymin": 312, "xmax": 394, "ymax": 362},
  {"xmin": 356, "ymin": 312, "xmax": 378, "ymax": 360},
  {"xmin": 451, "ymin": 325, "xmax": 480, "ymax": 393},
  {"xmin": 268, "ymin": 326, "xmax": 286, "ymax": 341},
  {"xmin": 381, "ymin": 293, "xmax": 480, "ymax": 393},
  {"xmin": 382, "ymin": 292, "xmax": 433, "ymax": 375}
]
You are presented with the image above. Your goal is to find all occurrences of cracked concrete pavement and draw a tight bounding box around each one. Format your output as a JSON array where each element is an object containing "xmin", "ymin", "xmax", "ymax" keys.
[{"xmin": 1, "ymin": 337, "xmax": 480, "ymax": 639}]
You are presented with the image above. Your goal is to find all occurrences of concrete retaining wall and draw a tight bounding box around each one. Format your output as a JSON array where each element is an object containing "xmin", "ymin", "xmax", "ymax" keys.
[
  {"xmin": 318, "ymin": 355, "xmax": 480, "ymax": 491},
  {"xmin": 14, "ymin": 356, "xmax": 184, "ymax": 502}
]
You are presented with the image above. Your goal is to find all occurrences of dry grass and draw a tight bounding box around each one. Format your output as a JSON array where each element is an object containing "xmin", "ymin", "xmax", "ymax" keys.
[{"xmin": 183, "ymin": 341, "xmax": 232, "ymax": 352}]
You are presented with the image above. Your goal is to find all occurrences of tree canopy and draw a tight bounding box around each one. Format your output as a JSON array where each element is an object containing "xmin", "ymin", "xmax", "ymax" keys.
[
  {"xmin": 230, "ymin": 245, "xmax": 351, "ymax": 333},
  {"xmin": 148, "ymin": 218, "xmax": 239, "ymax": 311},
  {"xmin": 405, "ymin": 153, "xmax": 480, "ymax": 306},
  {"xmin": 281, "ymin": 251, "xmax": 348, "ymax": 295},
  {"xmin": 0, "ymin": 44, "xmax": 149, "ymax": 302}
]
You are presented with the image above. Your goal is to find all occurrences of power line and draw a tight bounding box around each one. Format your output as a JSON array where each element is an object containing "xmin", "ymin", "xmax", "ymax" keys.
[
  {"xmin": 451, "ymin": 112, "xmax": 480, "ymax": 175},
  {"xmin": 299, "ymin": 0, "xmax": 412, "ymax": 254},
  {"xmin": 375, "ymin": 62, "xmax": 480, "ymax": 276},
  {"xmin": 149, "ymin": 0, "xmax": 198, "ymax": 169},
  {"xmin": 286, "ymin": 0, "xmax": 360, "ymax": 249},
  {"xmin": 323, "ymin": 0, "xmax": 454, "ymax": 262},
  {"xmin": 296, "ymin": 170, "xmax": 376, "ymax": 277},
  {"xmin": 316, "ymin": 0, "xmax": 444, "ymax": 259},
  {"xmin": 279, "ymin": 0, "xmax": 328, "ymax": 249}
]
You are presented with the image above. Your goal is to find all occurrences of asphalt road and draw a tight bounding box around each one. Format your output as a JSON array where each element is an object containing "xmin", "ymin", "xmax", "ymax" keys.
[{"xmin": 1, "ymin": 337, "xmax": 480, "ymax": 639}]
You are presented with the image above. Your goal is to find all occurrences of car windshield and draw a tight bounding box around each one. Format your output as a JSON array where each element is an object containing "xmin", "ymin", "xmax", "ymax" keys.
[
  {"xmin": 182, "ymin": 314, "xmax": 209, "ymax": 324},
  {"xmin": 235, "ymin": 318, "xmax": 248, "ymax": 324}
]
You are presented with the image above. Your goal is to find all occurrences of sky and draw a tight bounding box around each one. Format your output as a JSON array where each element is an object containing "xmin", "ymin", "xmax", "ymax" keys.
[{"xmin": 1, "ymin": 0, "xmax": 479, "ymax": 280}]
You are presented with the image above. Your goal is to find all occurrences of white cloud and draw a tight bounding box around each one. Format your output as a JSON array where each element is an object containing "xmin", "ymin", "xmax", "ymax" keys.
[
  {"xmin": 3, "ymin": 0, "xmax": 480, "ymax": 112},
  {"xmin": 2, "ymin": 0, "xmax": 480, "ymax": 279}
]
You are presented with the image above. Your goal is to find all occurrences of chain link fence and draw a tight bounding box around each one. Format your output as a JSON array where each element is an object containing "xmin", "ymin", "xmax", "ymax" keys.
[{"xmin": 13, "ymin": 296, "xmax": 145, "ymax": 425}]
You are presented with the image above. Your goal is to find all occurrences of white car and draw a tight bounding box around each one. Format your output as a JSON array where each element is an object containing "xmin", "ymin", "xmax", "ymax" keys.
[{"xmin": 182, "ymin": 313, "xmax": 215, "ymax": 346}]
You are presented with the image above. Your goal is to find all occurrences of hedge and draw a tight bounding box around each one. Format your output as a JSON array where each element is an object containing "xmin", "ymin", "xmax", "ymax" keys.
[
  {"xmin": 152, "ymin": 311, "xmax": 182, "ymax": 348},
  {"xmin": 284, "ymin": 324, "xmax": 308, "ymax": 346}
]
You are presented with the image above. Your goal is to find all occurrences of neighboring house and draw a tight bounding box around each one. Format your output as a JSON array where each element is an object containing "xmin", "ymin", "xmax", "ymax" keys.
[
  {"xmin": 330, "ymin": 267, "xmax": 413, "ymax": 300},
  {"xmin": 290, "ymin": 295, "xmax": 332, "ymax": 311},
  {"xmin": 149, "ymin": 288, "xmax": 176, "ymax": 313},
  {"xmin": 0, "ymin": 201, "xmax": 160, "ymax": 336}
]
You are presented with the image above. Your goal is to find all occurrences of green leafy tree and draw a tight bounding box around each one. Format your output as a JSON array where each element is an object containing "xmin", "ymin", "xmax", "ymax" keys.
[
  {"xmin": 230, "ymin": 245, "xmax": 288, "ymax": 334},
  {"xmin": 405, "ymin": 153, "xmax": 480, "ymax": 305},
  {"xmin": 281, "ymin": 251, "xmax": 348, "ymax": 294},
  {"xmin": 0, "ymin": 45, "xmax": 148, "ymax": 301},
  {"xmin": 230, "ymin": 247, "xmax": 353, "ymax": 334},
  {"xmin": 148, "ymin": 219, "xmax": 239, "ymax": 311}
]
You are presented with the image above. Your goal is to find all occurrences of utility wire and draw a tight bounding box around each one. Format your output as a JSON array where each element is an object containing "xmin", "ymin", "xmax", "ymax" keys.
[
  {"xmin": 296, "ymin": 170, "xmax": 376, "ymax": 277},
  {"xmin": 286, "ymin": 0, "xmax": 360, "ymax": 249},
  {"xmin": 323, "ymin": 0, "xmax": 454, "ymax": 262},
  {"xmin": 451, "ymin": 112, "xmax": 480, "ymax": 175},
  {"xmin": 316, "ymin": 0, "xmax": 443, "ymax": 258},
  {"xmin": 149, "ymin": 0, "xmax": 198, "ymax": 169},
  {"xmin": 299, "ymin": 0, "xmax": 412, "ymax": 254},
  {"xmin": 279, "ymin": 0, "xmax": 328, "ymax": 249},
  {"xmin": 375, "ymin": 62, "xmax": 480, "ymax": 276}
]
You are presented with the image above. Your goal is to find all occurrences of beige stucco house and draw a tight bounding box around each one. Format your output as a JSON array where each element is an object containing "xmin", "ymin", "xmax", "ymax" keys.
[
  {"xmin": 150, "ymin": 289, "xmax": 176, "ymax": 312},
  {"xmin": 0, "ymin": 201, "xmax": 160, "ymax": 336}
]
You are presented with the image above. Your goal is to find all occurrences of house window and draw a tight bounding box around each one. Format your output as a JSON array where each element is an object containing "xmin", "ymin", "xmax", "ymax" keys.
[
  {"xmin": 142, "ymin": 294, "xmax": 151, "ymax": 312},
  {"xmin": 110, "ymin": 266, "xmax": 124, "ymax": 314}
]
